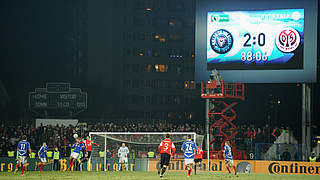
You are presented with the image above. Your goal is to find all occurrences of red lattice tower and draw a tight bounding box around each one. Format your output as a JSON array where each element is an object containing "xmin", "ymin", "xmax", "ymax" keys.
[{"xmin": 201, "ymin": 81, "xmax": 246, "ymax": 160}]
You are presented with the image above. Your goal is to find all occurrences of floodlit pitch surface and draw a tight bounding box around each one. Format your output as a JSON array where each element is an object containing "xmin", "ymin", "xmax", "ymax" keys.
[{"xmin": 0, "ymin": 171, "xmax": 319, "ymax": 180}]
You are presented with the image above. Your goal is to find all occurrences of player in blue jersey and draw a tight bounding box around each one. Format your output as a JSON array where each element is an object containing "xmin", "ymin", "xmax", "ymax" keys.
[
  {"xmin": 181, "ymin": 135, "xmax": 197, "ymax": 177},
  {"xmin": 224, "ymin": 141, "xmax": 237, "ymax": 175},
  {"xmin": 68, "ymin": 137, "xmax": 85, "ymax": 171},
  {"xmin": 14, "ymin": 135, "xmax": 32, "ymax": 175},
  {"xmin": 35, "ymin": 142, "xmax": 47, "ymax": 172}
]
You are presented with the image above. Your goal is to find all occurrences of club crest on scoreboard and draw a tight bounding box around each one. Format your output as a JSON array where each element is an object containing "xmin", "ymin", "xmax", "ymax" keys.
[
  {"xmin": 210, "ymin": 29, "xmax": 233, "ymax": 54},
  {"xmin": 275, "ymin": 27, "xmax": 301, "ymax": 53}
]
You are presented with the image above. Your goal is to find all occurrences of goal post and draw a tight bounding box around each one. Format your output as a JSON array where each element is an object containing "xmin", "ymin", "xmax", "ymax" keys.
[{"xmin": 88, "ymin": 132, "xmax": 202, "ymax": 171}]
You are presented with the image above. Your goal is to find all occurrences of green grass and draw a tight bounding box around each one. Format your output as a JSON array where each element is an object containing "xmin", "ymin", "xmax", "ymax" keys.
[{"xmin": 0, "ymin": 171, "xmax": 319, "ymax": 180}]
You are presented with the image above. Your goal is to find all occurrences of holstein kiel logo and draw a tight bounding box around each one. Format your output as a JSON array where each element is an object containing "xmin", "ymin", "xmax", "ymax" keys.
[
  {"xmin": 275, "ymin": 27, "xmax": 300, "ymax": 53},
  {"xmin": 210, "ymin": 29, "xmax": 233, "ymax": 54}
]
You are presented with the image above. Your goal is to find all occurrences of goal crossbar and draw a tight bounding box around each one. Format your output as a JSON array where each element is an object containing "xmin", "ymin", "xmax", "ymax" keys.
[
  {"xmin": 88, "ymin": 132, "xmax": 197, "ymax": 171},
  {"xmin": 89, "ymin": 132, "xmax": 196, "ymax": 135}
]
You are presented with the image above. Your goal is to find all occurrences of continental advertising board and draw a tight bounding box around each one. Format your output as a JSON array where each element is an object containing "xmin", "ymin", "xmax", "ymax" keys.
[
  {"xmin": 0, "ymin": 158, "xmax": 140, "ymax": 172},
  {"xmin": 1, "ymin": 158, "xmax": 319, "ymax": 175},
  {"xmin": 149, "ymin": 159, "xmax": 320, "ymax": 175}
]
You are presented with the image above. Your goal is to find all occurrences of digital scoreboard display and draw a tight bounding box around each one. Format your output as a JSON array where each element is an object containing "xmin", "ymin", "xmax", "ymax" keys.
[{"xmin": 207, "ymin": 9, "xmax": 304, "ymax": 70}]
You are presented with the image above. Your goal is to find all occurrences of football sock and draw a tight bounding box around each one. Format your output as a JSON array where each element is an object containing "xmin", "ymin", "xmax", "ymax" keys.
[
  {"xmin": 194, "ymin": 165, "xmax": 197, "ymax": 174},
  {"xmin": 70, "ymin": 160, "xmax": 75, "ymax": 170},
  {"xmin": 69, "ymin": 159, "xmax": 72, "ymax": 169},
  {"xmin": 15, "ymin": 164, "xmax": 19, "ymax": 170},
  {"xmin": 161, "ymin": 167, "xmax": 167, "ymax": 175},
  {"xmin": 126, "ymin": 164, "xmax": 129, "ymax": 171},
  {"xmin": 21, "ymin": 166, "xmax": 25, "ymax": 174},
  {"xmin": 233, "ymin": 166, "xmax": 237, "ymax": 175},
  {"xmin": 159, "ymin": 164, "xmax": 163, "ymax": 172},
  {"xmin": 226, "ymin": 166, "xmax": 231, "ymax": 173},
  {"xmin": 40, "ymin": 164, "xmax": 44, "ymax": 172},
  {"xmin": 188, "ymin": 168, "xmax": 192, "ymax": 176}
]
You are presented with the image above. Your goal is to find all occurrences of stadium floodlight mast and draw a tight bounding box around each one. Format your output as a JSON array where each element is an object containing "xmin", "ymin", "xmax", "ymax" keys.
[{"xmin": 88, "ymin": 132, "xmax": 198, "ymax": 172}]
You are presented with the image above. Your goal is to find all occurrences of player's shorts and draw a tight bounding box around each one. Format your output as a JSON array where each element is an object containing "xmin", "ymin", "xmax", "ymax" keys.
[
  {"xmin": 17, "ymin": 156, "xmax": 27, "ymax": 164},
  {"xmin": 119, "ymin": 156, "xmax": 128, "ymax": 163},
  {"xmin": 40, "ymin": 158, "xmax": 47, "ymax": 163},
  {"xmin": 86, "ymin": 151, "xmax": 92, "ymax": 158},
  {"xmin": 225, "ymin": 159, "xmax": 234, "ymax": 165},
  {"xmin": 184, "ymin": 158, "xmax": 195, "ymax": 165},
  {"xmin": 195, "ymin": 158, "xmax": 202, "ymax": 164},
  {"xmin": 71, "ymin": 152, "xmax": 80, "ymax": 159},
  {"xmin": 160, "ymin": 153, "xmax": 171, "ymax": 166}
]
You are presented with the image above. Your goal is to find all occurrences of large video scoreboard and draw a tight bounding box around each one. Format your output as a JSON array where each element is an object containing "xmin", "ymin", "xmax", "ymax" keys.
[
  {"xmin": 196, "ymin": 0, "xmax": 317, "ymax": 83},
  {"xmin": 207, "ymin": 9, "xmax": 304, "ymax": 70}
]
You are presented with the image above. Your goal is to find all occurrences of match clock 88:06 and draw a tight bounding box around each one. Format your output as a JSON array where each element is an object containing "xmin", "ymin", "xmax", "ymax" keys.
[{"xmin": 241, "ymin": 52, "xmax": 268, "ymax": 61}]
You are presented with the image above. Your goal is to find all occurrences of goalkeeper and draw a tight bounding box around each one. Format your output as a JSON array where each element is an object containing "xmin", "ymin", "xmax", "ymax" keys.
[{"xmin": 118, "ymin": 143, "xmax": 129, "ymax": 171}]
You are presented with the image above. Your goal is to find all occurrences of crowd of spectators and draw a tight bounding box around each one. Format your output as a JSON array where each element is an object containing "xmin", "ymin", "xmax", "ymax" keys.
[
  {"xmin": 235, "ymin": 124, "xmax": 291, "ymax": 151},
  {"xmin": 0, "ymin": 120, "xmax": 291, "ymax": 159},
  {"xmin": 0, "ymin": 121, "xmax": 204, "ymax": 157}
]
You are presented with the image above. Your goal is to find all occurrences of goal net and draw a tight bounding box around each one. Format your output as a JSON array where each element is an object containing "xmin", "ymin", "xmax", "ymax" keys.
[{"xmin": 88, "ymin": 132, "xmax": 203, "ymax": 171}]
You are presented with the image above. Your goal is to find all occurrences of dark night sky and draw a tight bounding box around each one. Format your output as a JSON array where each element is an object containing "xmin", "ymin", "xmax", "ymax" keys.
[
  {"xmin": 0, "ymin": 0, "xmax": 319, "ymax": 138},
  {"xmin": 0, "ymin": 1, "xmax": 77, "ymax": 101}
]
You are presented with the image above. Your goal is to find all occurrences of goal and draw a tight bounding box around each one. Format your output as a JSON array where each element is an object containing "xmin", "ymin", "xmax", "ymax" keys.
[{"xmin": 88, "ymin": 132, "xmax": 202, "ymax": 171}]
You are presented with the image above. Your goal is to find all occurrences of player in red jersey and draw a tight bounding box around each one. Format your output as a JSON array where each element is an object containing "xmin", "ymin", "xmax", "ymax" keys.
[
  {"xmin": 79, "ymin": 136, "xmax": 99, "ymax": 164},
  {"xmin": 194, "ymin": 143, "xmax": 203, "ymax": 175},
  {"xmin": 158, "ymin": 134, "xmax": 176, "ymax": 178}
]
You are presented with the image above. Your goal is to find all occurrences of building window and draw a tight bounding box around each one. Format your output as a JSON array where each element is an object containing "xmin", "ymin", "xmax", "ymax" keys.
[
  {"xmin": 152, "ymin": 49, "xmax": 160, "ymax": 57},
  {"xmin": 146, "ymin": 96, "xmax": 151, "ymax": 104},
  {"xmin": 122, "ymin": 48, "xmax": 131, "ymax": 56},
  {"xmin": 133, "ymin": 48, "xmax": 145, "ymax": 56},
  {"xmin": 185, "ymin": 112, "xmax": 193, "ymax": 120},
  {"xmin": 152, "ymin": 17, "xmax": 167, "ymax": 28},
  {"xmin": 155, "ymin": 64, "xmax": 159, "ymax": 72},
  {"xmin": 146, "ymin": 80, "xmax": 151, "ymax": 88},
  {"xmin": 145, "ymin": 112, "xmax": 151, "ymax": 120},
  {"xmin": 155, "ymin": 64, "xmax": 168, "ymax": 72},
  {"xmin": 159, "ymin": 37, "xmax": 166, "ymax": 43},
  {"xmin": 132, "ymin": 80, "xmax": 140, "ymax": 88},
  {"xmin": 184, "ymin": 81, "xmax": 189, "ymax": 89},
  {"xmin": 133, "ymin": 16, "xmax": 146, "ymax": 26},
  {"xmin": 184, "ymin": 80, "xmax": 196, "ymax": 89},
  {"xmin": 154, "ymin": 34, "xmax": 160, "ymax": 40},
  {"xmin": 123, "ymin": 80, "xmax": 132, "ymax": 88},
  {"xmin": 144, "ymin": 64, "xmax": 152, "ymax": 72}
]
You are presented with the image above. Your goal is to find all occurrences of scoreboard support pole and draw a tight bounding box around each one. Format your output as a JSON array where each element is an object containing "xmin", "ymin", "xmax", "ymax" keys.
[
  {"xmin": 302, "ymin": 83, "xmax": 312, "ymax": 161},
  {"xmin": 205, "ymin": 98, "xmax": 210, "ymax": 171}
]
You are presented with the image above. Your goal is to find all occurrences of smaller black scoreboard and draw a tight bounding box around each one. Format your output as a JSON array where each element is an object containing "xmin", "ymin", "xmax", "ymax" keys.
[{"xmin": 29, "ymin": 83, "xmax": 87, "ymax": 110}]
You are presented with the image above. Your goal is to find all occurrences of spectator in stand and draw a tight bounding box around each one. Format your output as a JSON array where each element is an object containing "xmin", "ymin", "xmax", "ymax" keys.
[
  {"xmin": 263, "ymin": 124, "xmax": 271, "ymax": 143},
  {"xmin": 245, "ymin": 127, "xmax": 251, "ymax": 145},
  {"xmin": 272, "ymin": 127, "xmax": 281, "ymax": 142},
  {"xmin": 281, "ymin": 149, "xmax": 291, "ymax": 161},
  {"xmin": 255, "ymin": 128, "xmax": 263, "ymax": 143},
  {"xmin": 309, "ymin": 152, "xmax": 317, "ymax": 162}
]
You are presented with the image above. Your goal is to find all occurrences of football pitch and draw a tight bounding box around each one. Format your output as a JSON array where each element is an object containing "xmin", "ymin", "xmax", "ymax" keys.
[{"xmin": 0, "ymin": 171, "xmax": 319, "ymax": 180}]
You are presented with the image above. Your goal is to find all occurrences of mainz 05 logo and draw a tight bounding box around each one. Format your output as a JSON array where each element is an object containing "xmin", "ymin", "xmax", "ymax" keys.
[
  {"xmin": 210, "ymin": 29, "xmax": 233, "ymax": 54},
  {"xmin": 275, "ymin": 27, "xmax": 300, "ymax": 53}
]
